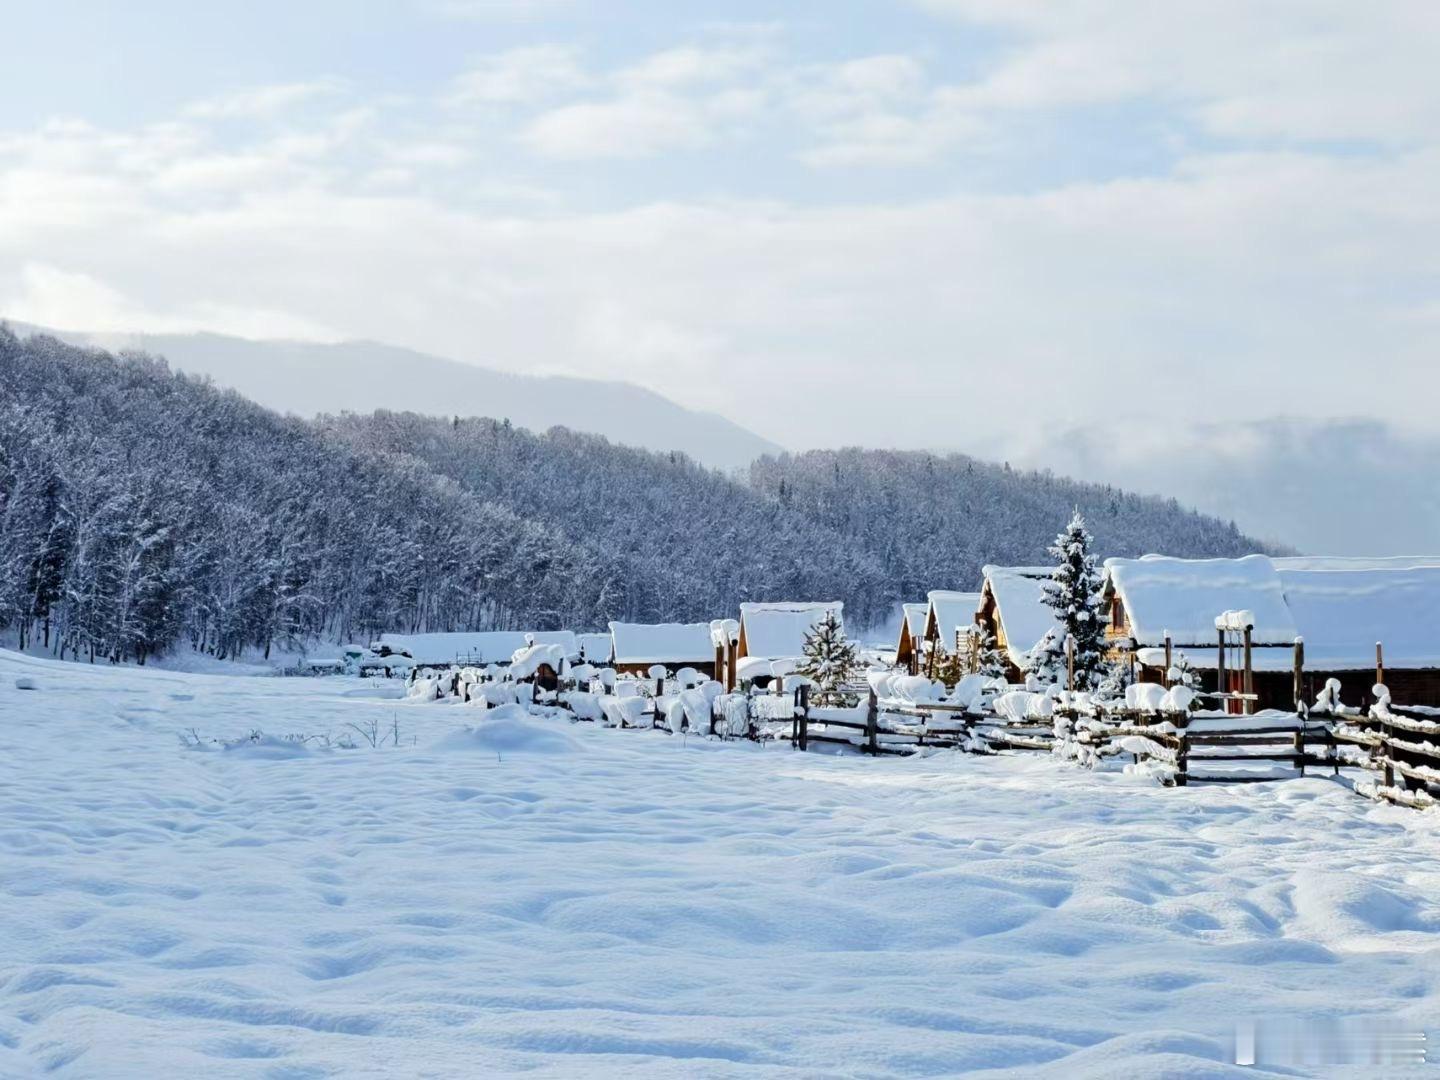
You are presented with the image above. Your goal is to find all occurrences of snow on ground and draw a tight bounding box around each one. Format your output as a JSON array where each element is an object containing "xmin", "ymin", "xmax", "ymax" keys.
[{"xmin": 1, "ymin": 649, "xmax": 1438, "ymax": 1078}]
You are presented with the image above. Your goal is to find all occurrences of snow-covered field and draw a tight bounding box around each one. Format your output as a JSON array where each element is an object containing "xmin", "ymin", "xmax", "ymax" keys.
[{"xmin": 2, "ymin": 650, "xmax": 1438, "ymax": 1078}]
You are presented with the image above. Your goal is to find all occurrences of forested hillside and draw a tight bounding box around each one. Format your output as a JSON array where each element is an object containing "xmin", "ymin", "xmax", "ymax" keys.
[
  {"xmin": 748, "ymin": 449, "xmax": 1265, "ymax": 603},
  {"xmin": 0, "ymin": 331, "xmax": 1268, "ymax": 664}
]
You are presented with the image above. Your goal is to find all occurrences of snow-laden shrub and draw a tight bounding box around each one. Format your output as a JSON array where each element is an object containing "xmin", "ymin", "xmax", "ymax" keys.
[
  {"xmin": 560, "ymin": 691, "xmax": 605, "ymax": 721},
  {"xmin": 470, "ymin": 682, "xmax": 519, "ymax": 708},
  {"xmin": 600, "ymin": 695, "xmax": 651, "ymax": 729},
  {"xmin": 407, "ymin": 677, "xmax": 441, "ymax": 701},
  {"xmin": 711, "ymin": 693, "xmax": 751, "ymax": 738}
]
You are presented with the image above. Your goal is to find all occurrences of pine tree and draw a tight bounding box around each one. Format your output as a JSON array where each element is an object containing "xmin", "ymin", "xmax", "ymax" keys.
[
  {"xmin": 934, "ymin": 642, "xmax": 966, "ymax": 688},
  {"xmin": 1036, "ymin": 511, "xmax": 1107, "ymax": 691},
  {"xmin": 972, "ymin": 624, "xmax": 1009, "ymax": 680},
  {"xmin": 796, "ymin": 610, "xmax": 859, "ymax": 704}
]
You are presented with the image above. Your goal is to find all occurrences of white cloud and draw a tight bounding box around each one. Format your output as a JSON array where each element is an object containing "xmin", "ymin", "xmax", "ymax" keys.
[
  {"xmin": 522, "ymin": 93, "xmax": 714, "ymax": 159},
  {"xmin": 183, "ymin": 79, "xmax": 346, "ymax": 120},
  {"xmin": 518, "ymin": 39, "xmax": 773, "ymax": 160},
  {"xmin": 915, "ymin": 0, "xmax": 1440, "ymax": 144},
  {"xmin": 448, "ymin": 45, "xmax": 589, "ymax": 105}
]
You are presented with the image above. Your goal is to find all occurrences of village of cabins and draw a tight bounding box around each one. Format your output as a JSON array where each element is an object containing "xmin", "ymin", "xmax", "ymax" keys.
[{"xmin": 361, "ymin": 553, "xmax": 1440, "ymax": 712}]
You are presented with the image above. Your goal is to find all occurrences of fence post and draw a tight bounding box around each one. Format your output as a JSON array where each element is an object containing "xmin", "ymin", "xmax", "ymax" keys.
[
  {"xmin": 1066, "ymin": 634, "xmax": 1075, "ymax": 693},
  {"xmin": 1292, "ymin": 637, "xmax": 1305, "ymax": 711},
  {"xmin": 1242, "ymin": 623, "xmax": 1254, "ymax": 716},
  {"xmin": 1217, "ymin": 627, "xmax": 1227, "ymax": 715},
  {"xmin": 797, "ymin": 684, "xmax": 809, "ymax": 753},
  {"xmin": 866, "ymin": 687, "xmax": 879, "ymax": 756},
  {"xmin": 1163, "ymin": 633, "xmax": 1172, "ymax": 688}
]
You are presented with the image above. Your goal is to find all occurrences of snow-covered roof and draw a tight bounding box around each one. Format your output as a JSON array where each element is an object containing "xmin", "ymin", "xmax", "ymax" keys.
[
  {"xmin": 374, "ymin": 631, "xmax": 578, "ymax": 665},
  {"xmin": 608, "ymin": 622, "xmax": 715, "ymax": 665},
  {"xmin": 981, "ymin": 566, "xmax": 1059, "ymax": 667},
  {"xmin": 1103, "ymin": 555, "xmax": 1298, "ymax": 648},
  {"xmin": 577, "ymin": 633, "xmax": 612, "ymax": 664},
  {"xmin": 1273, "ymin": 555, "xmax": 1440, "ymax": 573},
  {"xmin": 924, "ymin": 590, "xmax": 981, "ymax": 648},
  {"xmin": 738, "ymin": 602, "xmax": 843, "ymax": 661},
  {"xmin": 901, "ymin": 603, "xmax": 928, "ymax": 641},
  {"xmin": 1278, "ymin": 563, "xmax": 1440, "ymax": 671}
]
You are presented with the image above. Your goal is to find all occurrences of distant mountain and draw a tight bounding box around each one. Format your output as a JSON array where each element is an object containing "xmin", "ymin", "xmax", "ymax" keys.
[
  {"xmin": 2, "ymin": 323, "xmax": 780, "ymax": 471},
  {"xmin": 1002, "ymin": 418, "xmax": 1439, "ymax": 556}
]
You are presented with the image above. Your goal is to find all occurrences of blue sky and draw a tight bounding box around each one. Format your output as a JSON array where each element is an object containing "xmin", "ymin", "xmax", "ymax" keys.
[{"xmin": 1, "ymin": 1, "xmax": 1437, "ymax": 447}]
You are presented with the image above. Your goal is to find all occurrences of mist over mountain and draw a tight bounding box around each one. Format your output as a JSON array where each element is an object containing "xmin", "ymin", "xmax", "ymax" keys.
[
  {"xmin": 3, "ymin": 323, "xmax": 780, "ymax": 472},
  {"xmin": 1001, "ymin": 418, "xmax": 1439, "ymax": 556}
]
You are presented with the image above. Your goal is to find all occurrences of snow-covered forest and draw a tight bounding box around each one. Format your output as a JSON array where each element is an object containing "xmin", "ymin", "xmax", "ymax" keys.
[{"xmin": 0, "ymin": 329, "xmax": 1263, "ymax": 665}]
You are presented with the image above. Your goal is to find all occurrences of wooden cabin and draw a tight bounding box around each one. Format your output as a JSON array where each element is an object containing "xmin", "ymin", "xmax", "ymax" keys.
[
  {"xmin": 894, "ymin": 602, "xmax": 928, "ymax": 675},
  {"xmin": 1102, "ymin": 555, "xmax": 1304, "ymax": 711},
  {"xmin": 735, "ymin": 601, "xmax": 844, "ymax": 688},
  {"xmin": 922, "ymin": 590, "xmax": 981, "ymax": 676},
  {"xmin": 1274, "ymin": 556, "xmax": 1440, "ymax": 708},
  {"xmin": 608, "ymin": 622, "xmax": 717, "ymax": 679},
  {"xmin": 976, "ymin": 566, "xmax": 1059, "ymax": 682}
]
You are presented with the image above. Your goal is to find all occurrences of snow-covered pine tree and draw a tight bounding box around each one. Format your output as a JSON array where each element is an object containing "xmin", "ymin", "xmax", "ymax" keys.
[
  {"xmin": 1095, "ymin": 656, "xmax": 1133, "ymax": 702},
  {"xmin": 796, "ymin": 610, "xmax": 860, "ymax": 704},
  {"xmin": 1037, "ymin": 511, "xmax": 1107, "ymax": 691},
  {"xmin": 1023, "ymin": 627, "xmax": 1066, "ymax": 687},
  {"xmin": 933, "ymin": 639, "xmax": 966, "ymax": 688},
  {"xmin": 971, "ymin": 624, "xmax": 1009, "ymax": 680}
]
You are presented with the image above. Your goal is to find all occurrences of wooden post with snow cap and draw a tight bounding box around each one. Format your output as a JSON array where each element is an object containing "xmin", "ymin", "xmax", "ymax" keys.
[
  {"xmin": 1163, "ymin": 632, "xmax": 1173, "ymax": 689},
  {"xmin": 796, "ymin": 683, "xmax": 809, "ymax": 752},
  {"xmin": 1376, "ymin": 641, "xmax": 1385, "ymax": 689},
  {"xmin": 1065, "ymin": 633, "xmax": 1075, "ymax": 693},
  {"xmin": 1293, "ymin": 637, "xmax": 1305, "ymax": 712},
  {"xmin": 866, "ymin": 686, "xmax": 879, "ymax": 756},
  {"xmin": 1217, "ymin": 625, "xmax": 1227, "ymax": 714},
  {"xmin": 726, "ymin": 636, "xmax": 738, "ymax": 692},
  {"xmin": 1242, "ymin": 623, "xmax": 1254, "ymax": 716}
]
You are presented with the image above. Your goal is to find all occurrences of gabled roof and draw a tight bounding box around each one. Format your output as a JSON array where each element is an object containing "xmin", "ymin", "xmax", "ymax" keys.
[
  {"xmin": 374, "ymin": 630, "xmax": 578, "ymax": 665},
  {"xmin": 1103, "ymin": 554, "xmax": 1297, "ymax": 648},
  {"xmin": 924, "ymin": 590, "xmax": 981, "ymax": 648},
  {"xmin": 738, "ymin": 601, "xmax": 843, "ymax": 661},
  {"xmin": 577, "ymin": 632, "xmax": 613, "ymax": 664},
  {"xmin": 1277, "ymin": 562, "xmax": 1440, "ymax": 671},
  {"xmin": 608, "ymin": 622, "xmax": 715, "ymax": 665},
  {"xmin": 900, "ymin": 602, "xmax": 928, "ymax": 641},
  {"xmin": 981, "ymin": 566, "xmax": 1059, "ymax": 667}
]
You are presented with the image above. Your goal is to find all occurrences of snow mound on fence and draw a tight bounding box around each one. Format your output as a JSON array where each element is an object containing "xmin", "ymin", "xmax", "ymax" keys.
[{"xmin": 432, "ymin": 704, "xmax": 579, "ymax": 755}]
